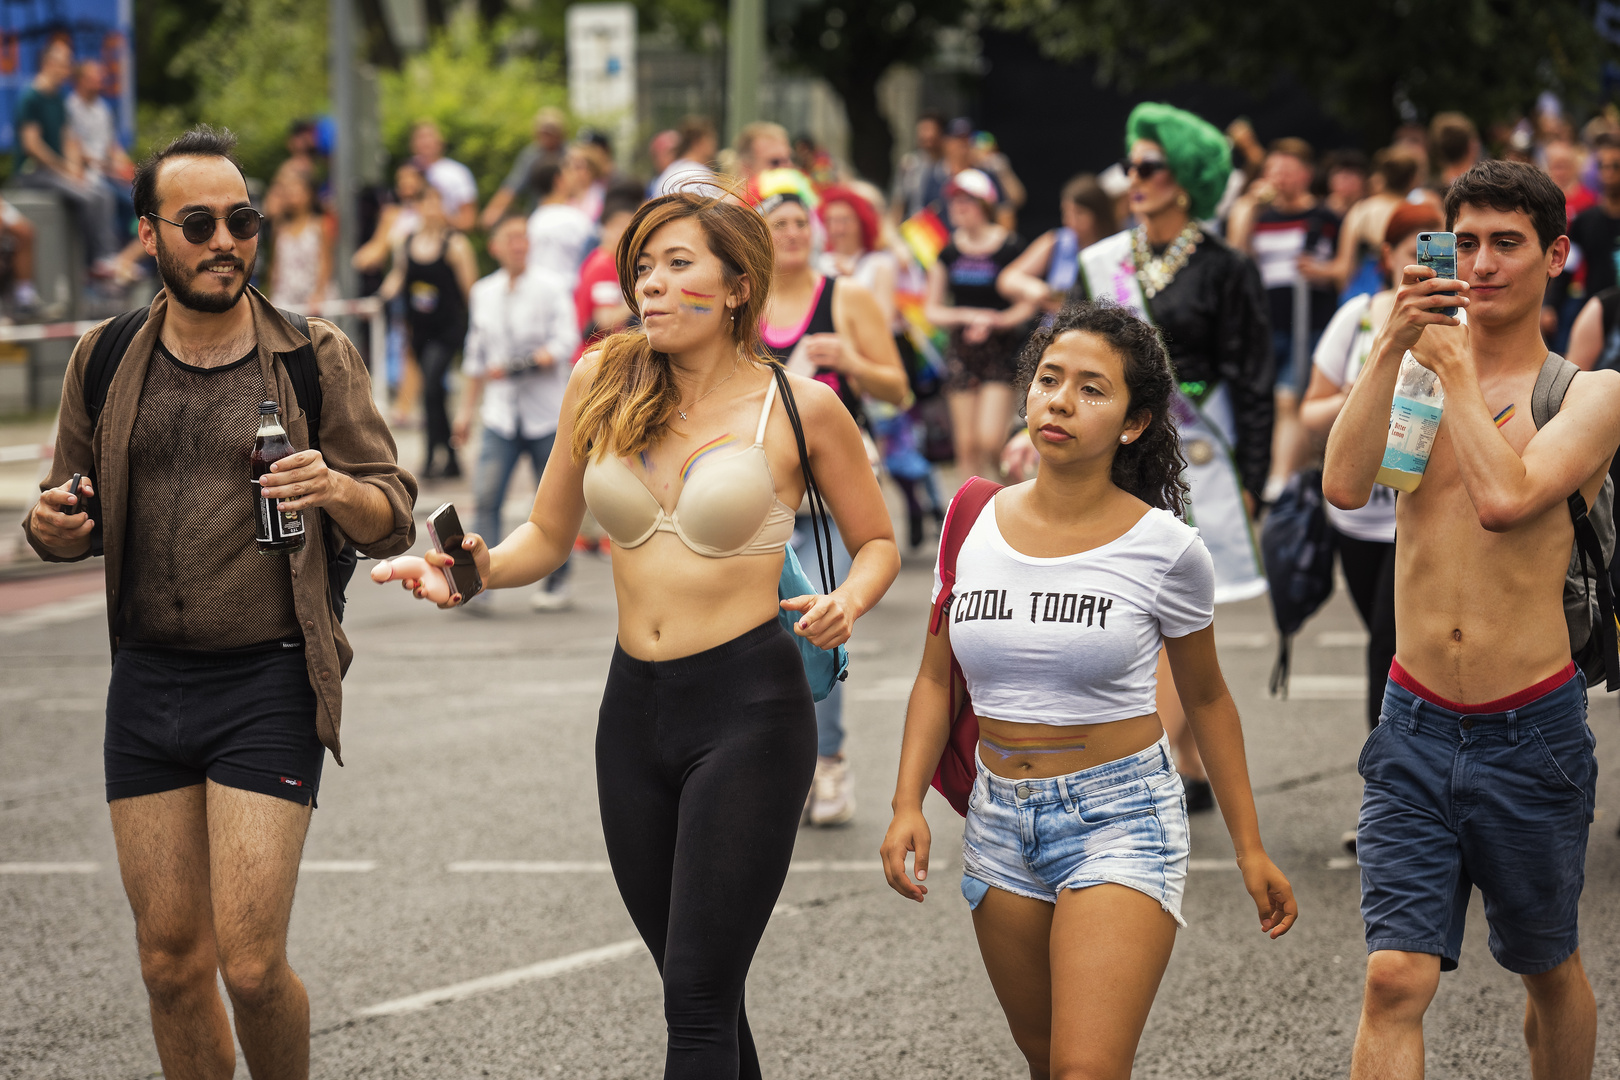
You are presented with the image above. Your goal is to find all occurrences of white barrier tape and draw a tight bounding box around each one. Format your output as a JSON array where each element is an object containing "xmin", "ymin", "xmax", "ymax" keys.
[{"xmin": 0, "ymin": 443, "xmax": 51, "ymax": 463}]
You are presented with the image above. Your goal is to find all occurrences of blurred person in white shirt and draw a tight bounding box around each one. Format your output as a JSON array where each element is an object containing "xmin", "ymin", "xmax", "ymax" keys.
[
  {"xmin": 455, "ymin": 216, "xmax": 581, "ymax": 611},
  {"xmin": 526, "ymin": 152, "xmax": 597, "ymax": 285}
]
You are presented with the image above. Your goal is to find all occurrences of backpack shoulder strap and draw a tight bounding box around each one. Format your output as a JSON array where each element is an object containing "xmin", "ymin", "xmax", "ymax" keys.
[
  {"xmin": 1530, "ymin": 352, "xmax": 1577, "ymax": 430},
  {"xmin": 82, "ymin": 309, "xmax": 151, "ymax": 428},
  {"xmin": 929, "ymin": 476, "xmax": 1002, "ymax": 635},
  {"xmin": 275, "ymin": 309, "xmax": 323, "ymax": 450}
]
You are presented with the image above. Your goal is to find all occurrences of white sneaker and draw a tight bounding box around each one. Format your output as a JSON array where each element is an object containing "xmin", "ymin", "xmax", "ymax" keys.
[
  {"xmin": 529, "ymin": 580, "xmax": 573, "ymax": 612},
  {"xmin": 809, "ymin": 755, "xmax": 855, "ymax": 826}
]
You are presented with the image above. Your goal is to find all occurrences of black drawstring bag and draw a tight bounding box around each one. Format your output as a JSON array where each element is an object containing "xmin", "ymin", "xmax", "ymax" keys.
[{"xmin": 1261, "ymin": 468, "xmax": 1338, "ymax": 697}]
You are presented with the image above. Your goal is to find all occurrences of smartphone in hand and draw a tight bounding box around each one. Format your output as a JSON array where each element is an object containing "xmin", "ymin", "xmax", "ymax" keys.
[
  {"xmin": 1416, "ymin": 232, "xmax": 1458, "ymax": 318},
  {"xmin": 426, "ymin": 503, "xmax": 484, "ymax": 602},
  {"xmin": 61, "ymin": 473, "xmax": 84, "ymax": 516}
]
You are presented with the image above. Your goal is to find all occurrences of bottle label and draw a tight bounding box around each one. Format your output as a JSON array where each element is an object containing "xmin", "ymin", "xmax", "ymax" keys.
[
  {"xmin": 253, "ymin": 479, "xmax": 305, "ymax": 542},
  {"xmin": 1382, "ymin": 396, "xmax": 1444, "ymax": 474}
]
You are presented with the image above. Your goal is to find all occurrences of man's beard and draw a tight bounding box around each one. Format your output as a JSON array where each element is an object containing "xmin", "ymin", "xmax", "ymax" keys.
[{"xmin": 154, "ymin": 233, "xmax": 256, "ymax": 314}]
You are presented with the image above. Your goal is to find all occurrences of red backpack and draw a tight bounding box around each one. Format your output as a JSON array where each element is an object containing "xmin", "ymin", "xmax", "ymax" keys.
[{"xmin": 927, "ymin": 476, "xmax": 1002, "ymax": 816}]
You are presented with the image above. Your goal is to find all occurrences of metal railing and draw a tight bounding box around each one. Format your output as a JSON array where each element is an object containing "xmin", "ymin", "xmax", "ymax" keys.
[{"xmin": 0, "ymin": 296, "xmax": 390, "ymax": 464}]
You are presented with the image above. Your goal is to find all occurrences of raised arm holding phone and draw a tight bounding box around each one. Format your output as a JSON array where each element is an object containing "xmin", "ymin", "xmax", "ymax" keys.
[{"xmin": 1324, "ymin": 161, "xmax": 1620, "ymax": 1080}]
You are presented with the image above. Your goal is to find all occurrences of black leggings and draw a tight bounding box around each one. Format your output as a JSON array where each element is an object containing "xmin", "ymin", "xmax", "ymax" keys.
[
  {"xmin": 597, "ymin": 620, "xmax": 817, "ymax": 1079},
  {"xmin": 1337, "ymin": 534, "xmax": 1397, "ymax": 729},
  {"xmin": 417, "ymin": 337, "xmax": 457, "ymax": 471}
]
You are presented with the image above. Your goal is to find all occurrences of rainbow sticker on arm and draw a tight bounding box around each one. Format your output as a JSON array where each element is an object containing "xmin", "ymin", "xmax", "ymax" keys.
[
  {"xmin": 1493, "ymin": 403, "xmax": 1516, "ymax": 428},
  {"xmin": 680, "ymin": 433, "xmax": 738, "ymax": 480},
  {"xmin": 679, "ymin": 289, "xmax": 716, "ymax": 314}
]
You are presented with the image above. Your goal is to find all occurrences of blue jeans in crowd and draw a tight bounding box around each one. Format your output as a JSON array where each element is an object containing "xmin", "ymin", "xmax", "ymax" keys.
[
  {"xmin": 791, "ymin": 514, "xmax": 854, "ymax": 758},
  {"xmin": 474, "ymin": 426, "xmax": 569, "ymax": 589}
]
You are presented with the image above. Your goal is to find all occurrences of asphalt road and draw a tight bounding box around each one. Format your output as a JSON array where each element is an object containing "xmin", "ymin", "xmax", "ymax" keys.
[{"xmin": 6, "ymin": 534, "xmax": 1620, "ymax": 1079}]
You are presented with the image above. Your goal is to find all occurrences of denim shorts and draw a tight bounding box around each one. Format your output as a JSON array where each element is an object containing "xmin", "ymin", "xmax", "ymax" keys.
[
  {"xmin": 961, "ymin": 735, "xmax": 1190, "ymax": 926},
  {"xmin": 1358, "ymin": 671, "xmax": 1596, "ymax": 974}
]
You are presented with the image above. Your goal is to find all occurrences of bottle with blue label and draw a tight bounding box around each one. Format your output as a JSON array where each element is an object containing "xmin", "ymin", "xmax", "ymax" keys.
[{"xmin": 1376, "ymin": 354, "xmax": 1444, "ymax": 493}]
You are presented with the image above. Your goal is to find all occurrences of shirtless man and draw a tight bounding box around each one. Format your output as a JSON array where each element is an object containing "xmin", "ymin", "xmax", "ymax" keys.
[{"xmin": 1325, "ymin": 160, "xmax": 1616, "ymax": 1080}]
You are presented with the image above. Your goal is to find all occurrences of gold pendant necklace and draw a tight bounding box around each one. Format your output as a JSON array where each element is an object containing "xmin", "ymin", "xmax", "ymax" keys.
[{"xmin": 677, "ymin": 366, "xmax": 739, "ymax": 421}]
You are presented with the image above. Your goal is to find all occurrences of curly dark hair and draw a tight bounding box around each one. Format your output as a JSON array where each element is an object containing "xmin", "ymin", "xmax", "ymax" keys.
[{"xmin": 1015, "ymin": 300, "xmax": 1189, "ymax": 516}]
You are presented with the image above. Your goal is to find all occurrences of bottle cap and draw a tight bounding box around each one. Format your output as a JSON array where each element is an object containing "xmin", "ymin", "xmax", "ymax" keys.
[{"xmin": 260, "ymin": 400, "xmax": 279, "ymax": 415}]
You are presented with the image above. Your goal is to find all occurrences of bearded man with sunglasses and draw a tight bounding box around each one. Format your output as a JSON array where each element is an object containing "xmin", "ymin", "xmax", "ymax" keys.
[{"xmin": 23, "ymin": 126, "xmax": 415, "ymax": 1080}]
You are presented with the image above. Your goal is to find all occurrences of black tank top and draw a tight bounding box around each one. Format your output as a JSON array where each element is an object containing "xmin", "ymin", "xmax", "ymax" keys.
[
  {"xmin": 760, "ymin": 276, "xmax": 861, "ymax": 419},
  {"xmin": 403, "ymin": 231, "xmax": 467, "ymax": 347}
]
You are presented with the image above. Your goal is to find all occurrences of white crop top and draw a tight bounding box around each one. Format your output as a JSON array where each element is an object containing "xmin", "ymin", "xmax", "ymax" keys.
[{"xmin": 932, "ymin": 495, "xmax": 1215, "ymax": 726}]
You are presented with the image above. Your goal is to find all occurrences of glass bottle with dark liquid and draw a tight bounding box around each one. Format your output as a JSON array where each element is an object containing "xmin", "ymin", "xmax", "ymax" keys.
[{"xmin": 252, "ymin": 400, "xmax": 305, "ymax": 554}]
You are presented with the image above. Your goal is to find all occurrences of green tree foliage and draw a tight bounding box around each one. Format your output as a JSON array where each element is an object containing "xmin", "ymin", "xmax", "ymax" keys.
[
  {"xmin": 769, "ymin": 0, "xmax": 969, "ymax": 188},
  {"xmin": 378, "ymin": 12, "xmax": 569, "ymax": 204},
  {"xmin": 995, "ymin": 0, "xmax": 1617, "ymax": 145},
  {"xmin": 138, "ymin": 0, "xmax": 329, "ymax": 180}
]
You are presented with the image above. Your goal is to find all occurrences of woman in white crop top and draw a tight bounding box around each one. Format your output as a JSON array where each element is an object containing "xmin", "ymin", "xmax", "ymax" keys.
[
  {"xmin": 882, "ymin": 301, "xmax": 1297, "ymax": 1079},
  {"xmin": 388, "ymin": 191, "xmax": 900, "ymax": 1078}
]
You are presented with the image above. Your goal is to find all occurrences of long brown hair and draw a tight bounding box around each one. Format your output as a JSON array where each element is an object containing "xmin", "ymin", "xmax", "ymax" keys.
[{"xmin": 571, "ymin": 190, "xmax": 775, "ymax": 462}]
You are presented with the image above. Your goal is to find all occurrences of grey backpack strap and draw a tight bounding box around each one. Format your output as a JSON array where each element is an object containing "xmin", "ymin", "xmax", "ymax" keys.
[{"xmin": 1530, "ymin": 352, "xmax": 1576, "ymax": 430}]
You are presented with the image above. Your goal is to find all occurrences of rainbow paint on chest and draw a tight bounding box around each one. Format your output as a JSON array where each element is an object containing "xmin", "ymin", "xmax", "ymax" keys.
[
  {"xmin": 680, "ymin": 434, "xmax": 738, "ymax": 480},
  {"xmin": 679, "ymin": 289, "xmax": 716, "ymax": 314}
]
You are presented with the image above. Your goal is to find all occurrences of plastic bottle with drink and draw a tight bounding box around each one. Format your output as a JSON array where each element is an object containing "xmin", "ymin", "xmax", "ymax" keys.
[
  {"xmin": 252, "ymin": 400, "xmax": 305, "ymax": 554},
  {"xmin": 1376, "ymin": 354, "xmax": 1444, "ymax": 493}
]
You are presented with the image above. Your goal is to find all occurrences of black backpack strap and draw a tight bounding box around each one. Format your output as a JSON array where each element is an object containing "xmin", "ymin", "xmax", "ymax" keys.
[
  {"xmin": 275, "ymin": 309, "xmax": 322, "ymax": 450},
  {"xmin": 1569, "ymin": 491, "xmax": 1620, "ymax": 691},
  {"xmin": 771, "ymin": 363, "xmax": 838, "ymax": 597},
  {"xmin": 82, "ymin": 309, "xmax": 150, "ymax": 428}
]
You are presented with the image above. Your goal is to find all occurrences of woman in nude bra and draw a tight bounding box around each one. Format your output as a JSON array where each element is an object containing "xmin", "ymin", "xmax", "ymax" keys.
[{"xmin": 391, "ymin": 190, "xmax": 900, "ymax": 1078}]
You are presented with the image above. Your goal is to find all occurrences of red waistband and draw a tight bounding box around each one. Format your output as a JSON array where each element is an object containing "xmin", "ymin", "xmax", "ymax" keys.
[{"xmin": 1389, "ymin": 658, "xmax": 1577, "ymax": 714}]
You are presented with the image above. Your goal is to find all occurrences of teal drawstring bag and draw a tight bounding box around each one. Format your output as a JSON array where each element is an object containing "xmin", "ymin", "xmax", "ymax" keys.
[{"xmin": 772, "ymin": 364, "xmax": 850, "ymax": 701}]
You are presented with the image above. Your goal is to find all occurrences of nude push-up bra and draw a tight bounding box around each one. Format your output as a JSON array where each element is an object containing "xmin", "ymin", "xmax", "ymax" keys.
[{"xmin": 582, "ymin": 377, "xmax": 797, "ymax": 558}]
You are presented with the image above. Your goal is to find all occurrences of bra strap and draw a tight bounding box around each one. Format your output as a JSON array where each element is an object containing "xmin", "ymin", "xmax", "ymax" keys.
[{"xmin": 754, "ymin": 374, "xmax": 780, "ymax": 445}]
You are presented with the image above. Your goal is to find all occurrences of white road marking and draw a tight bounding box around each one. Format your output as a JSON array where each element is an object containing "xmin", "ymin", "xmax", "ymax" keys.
[
  {"xmin": 448, "ymin": 860, "xmax": 612, "ymax": 873},
  {"xmin": 0, "ymin": 594, "xmax": 105, "ymax": 634},
  {"xmin": 786, "ymin": 860, "xmax": 882, "ymax": 872},
  {"xmin": 1327, "ymin": 857, "xmax": 1358, "ymax": 870},
  {"xmin": 299, "ymin": 860, "xmax": 378, "ymax": 873},
  {"xmin": 358, "ymin": 903, "xmax": 812, "ymax": 1017},
  {"xmin": 1187, "ymin": 858, "xmax": 1239, "ymax": 872},
  {"xmin": 1275, "ymin": 675, "xmax": 1365, "ymax": 700},
  {"xmin": 1316, "ymin": 631, "xmax": 1369, "ymax": 648},
  {"xmin": 1216, "ymin": 632, "xmax": 1271, "ymax": 650},
  {"xmin": 357, "ymin": 939, "xmax": 647, "ymax": 1017},
  {"xmin": 0, "ymin": 861, "xmax": 99, "ymax": 873}
]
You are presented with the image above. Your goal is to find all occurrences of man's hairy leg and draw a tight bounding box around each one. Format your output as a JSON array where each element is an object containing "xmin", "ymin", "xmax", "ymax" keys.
[
  {"xmin": 207, "ymin": 780, "xmax": 313, "ymax": 1080},
  {"xmin": 1522, "ymin": 950, "xmax": 1596, "ymax": 1080},
  {"xmin": 110, "ymin": 785, "xmax": 235, "ymax": 1080},
  {"xmin": 1350, "ymin": 950, "xmax": 1441, "ymax": 1080}
]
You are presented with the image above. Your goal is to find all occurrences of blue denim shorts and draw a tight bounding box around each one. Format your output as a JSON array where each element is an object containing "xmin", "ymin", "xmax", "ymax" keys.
[
  {"xmin": 1358, "ymin": 671, "xmax": 1596, "ymax": 974},
  {"xmin": 961, "ymin": 735, "xmax": 1190, "ymax": 926}
]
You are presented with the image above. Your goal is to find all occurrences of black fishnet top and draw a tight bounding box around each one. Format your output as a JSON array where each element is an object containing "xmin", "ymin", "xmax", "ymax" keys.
[{"xmin": 119, "ymin": 342, "xmax": 301, "ymax": 648}]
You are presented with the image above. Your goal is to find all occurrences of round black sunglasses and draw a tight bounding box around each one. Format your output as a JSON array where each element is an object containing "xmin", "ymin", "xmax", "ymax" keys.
[
  {"xmin": 1118, "ymin": 158, "xmax": 1170, "ymax": 180},
  {"xmin": 146, "ymin": 207, "xmax": 265, "ymax": 245}
]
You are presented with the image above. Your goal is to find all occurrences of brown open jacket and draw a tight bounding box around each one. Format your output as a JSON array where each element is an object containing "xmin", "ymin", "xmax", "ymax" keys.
[{"xmin": 22, "ymin": 289, "xmax": 417, "ymax": 764}]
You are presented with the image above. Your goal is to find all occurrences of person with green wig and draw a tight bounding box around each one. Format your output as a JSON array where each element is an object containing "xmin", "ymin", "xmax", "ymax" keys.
[{"xmin": 1066, "ymin": 101, "xmax": 1274, "ymax": 813}]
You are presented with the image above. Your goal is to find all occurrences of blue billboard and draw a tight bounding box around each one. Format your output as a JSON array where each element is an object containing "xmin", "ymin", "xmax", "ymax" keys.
[{"xmin": 0, "ymin": 0, "xmax": 133, "ymax": 151}]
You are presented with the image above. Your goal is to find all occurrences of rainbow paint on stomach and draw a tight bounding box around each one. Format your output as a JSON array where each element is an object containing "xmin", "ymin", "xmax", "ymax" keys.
[
  {"xmin": 681, "ymin": 433, "xmax": 738, "ymax": 480},
  {"xmin": 679, "ymin": 289, "xmax": 716, "ymax": 314}
]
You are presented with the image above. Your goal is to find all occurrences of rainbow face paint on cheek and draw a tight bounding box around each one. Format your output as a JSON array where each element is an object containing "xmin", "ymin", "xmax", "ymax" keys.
[{"xmin": 679, "ymin": 289, "xmax": 716, "ymax": 315}]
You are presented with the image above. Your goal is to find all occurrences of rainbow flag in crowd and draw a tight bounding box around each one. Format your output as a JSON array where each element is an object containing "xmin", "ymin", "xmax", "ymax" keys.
[{"xmin": 899, "ymin": 208, "xmax": 950, "ymax": 270}]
